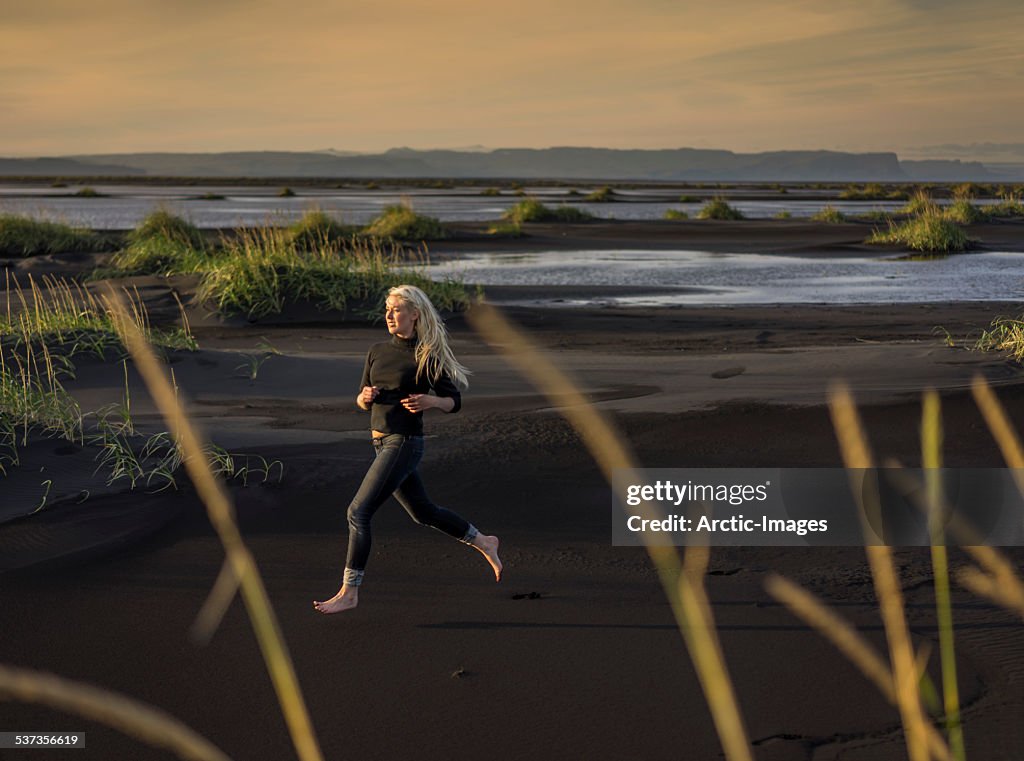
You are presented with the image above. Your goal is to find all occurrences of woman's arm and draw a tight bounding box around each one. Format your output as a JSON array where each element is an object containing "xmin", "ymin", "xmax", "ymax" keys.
[{"xmin": 400, "ymin": 393, "xmax": 454, "ymax": 413}]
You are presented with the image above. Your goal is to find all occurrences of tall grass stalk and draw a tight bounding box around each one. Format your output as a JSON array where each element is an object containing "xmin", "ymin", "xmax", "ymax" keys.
[
  {"xmin": 922, "ymin": 390, "xmax": 965, "ymax": 761},
  {"xmin": 829, "ymin": 384, "xmax": 932, "ymax": 761},
  {"xmin": 765, "ymin": 577, "xmax": 953, "ymax": 761},
  {"xmin": 0, "ymin": 664, "xmax": 230, "ymax": 761},
  {"xmin": 467, "ymin": 302, "xmax": 753, "ymax": 761},
  {"xmin": 103, "ymin": 288, "xmax": 324, "ymax": 761}
]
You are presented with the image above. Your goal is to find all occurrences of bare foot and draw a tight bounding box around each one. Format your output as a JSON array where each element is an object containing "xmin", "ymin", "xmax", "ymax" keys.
[
  {"xmin": 313, "ymin": 585, "xmax": 358, "ymax": 614},
  {"xmin": 472, "ymin": 534, "xmax": 502, "ymax": 581}
]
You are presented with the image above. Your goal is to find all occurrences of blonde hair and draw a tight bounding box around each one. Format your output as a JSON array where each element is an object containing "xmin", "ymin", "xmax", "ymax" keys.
[{"xmin": 387, "ymin": 285, "xmax": 470, "ymax": 389}]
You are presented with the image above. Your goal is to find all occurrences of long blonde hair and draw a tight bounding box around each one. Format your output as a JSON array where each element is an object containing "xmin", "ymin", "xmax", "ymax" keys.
[{"xmin": 388, "ymin": 285, "xmax": 470, "ymax": 389}]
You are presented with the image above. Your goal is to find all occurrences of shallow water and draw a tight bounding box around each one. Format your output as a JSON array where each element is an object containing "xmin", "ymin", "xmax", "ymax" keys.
[
  {"xmin": 0, "ymin": 183, "xmax": 979, "ymax": 228},
  {"xmin": 419, "ymin": 249, "xmax": 1024, "ymax": 306}
]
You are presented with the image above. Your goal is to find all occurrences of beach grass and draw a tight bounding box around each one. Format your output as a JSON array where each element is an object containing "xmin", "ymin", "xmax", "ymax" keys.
[
  {"xmin": 663, "ymin": 209, "xmax": 689, "ymax": 220},
  {"xmin": 899, "ymin": 190, "xmax": 939, "ymax": 217},
  {"xmin": 773, "ymin": 210, "xmax": 793, "ymax": 219},
  {"xmin": 585, "ymin": 186, "xmax": 616, "ymax": 202},
  {"xmin": 942, "ymin": 199, "xmax": 985, "ymax": 225},
  {"xmin": 108, "ymin": 210, "xmax": 209, "ymax": 276},
  {"xmin": 287, "ymin": 209, "xmax": 356, "ymax": 250},
  {"xmin": 503, "ymin": 198, "xmax": 594, "ymax": 224},
  {"xmin": 195, "ymin": 227, "xmax": 469, "ymax": 318},
  {"xmin": 0, "ymin": 214, "xmax": 106, "ymax": 257},
  {"xmin": 363, "ymin": 202, "xmax": 447, "ymax": 241},
  {"xmin": 868, "ymin": 208, "xmax": 968, "ymax": 253},
  {"xmin": 277, "ymin": 187, "xmax": 296, "ymax": 197},
  {"xmin": 486, "ymin": 221, "xmax": 525, "ymax": 237},
  {"xmin": 697, "ymin": 197, "xmax": 744, "ymax": 220},
  {"xmin": 975, "ymin": 316, "xmax": 1024, "ymax": 361},
  {"xmin": 986, "ymin": 194, "xmax": 1024, "ymax": 218},
  {"xmin": 810, "ymin": 205, "xmax": 847, "ymax": 223}
]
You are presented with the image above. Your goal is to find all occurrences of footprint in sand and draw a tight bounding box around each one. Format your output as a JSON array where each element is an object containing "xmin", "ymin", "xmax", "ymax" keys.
[{"xmin": 711, "ymin": 366, "xmax": 746, "ymax": 379}]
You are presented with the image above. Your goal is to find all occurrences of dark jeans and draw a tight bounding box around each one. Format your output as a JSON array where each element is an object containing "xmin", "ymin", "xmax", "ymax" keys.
[{"xmin": 344, "ymin": 434, "xmax": 476, "ymax": 586}]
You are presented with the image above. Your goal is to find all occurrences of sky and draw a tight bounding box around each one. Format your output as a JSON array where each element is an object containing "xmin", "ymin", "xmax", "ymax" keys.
[{"xmin": 2, "ymin": 0, "xmax": 1023, "ymax": 158}]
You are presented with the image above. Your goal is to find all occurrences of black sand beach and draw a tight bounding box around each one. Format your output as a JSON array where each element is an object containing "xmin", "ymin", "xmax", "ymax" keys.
[{"xmin": 3, "ymin": 221, "xmax": 1024, "ymax": 760}]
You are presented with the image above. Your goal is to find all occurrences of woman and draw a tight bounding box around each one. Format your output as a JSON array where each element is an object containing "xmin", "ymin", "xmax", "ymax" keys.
[{"xmin": 314, "ymin": 284, "xmax": 502, "ymax": 614}]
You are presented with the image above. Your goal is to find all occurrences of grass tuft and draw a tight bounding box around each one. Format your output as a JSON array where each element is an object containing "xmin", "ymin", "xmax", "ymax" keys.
[
  {"xmin": 363, "ymin": 203, "xmax": 447, "ymax": 241},
  {"xmin": 109, "ymin": 210, "xmax": 208, "ymax": 275},
  {"xmin": 277, "ymin": 187, "xmax": 296, "ymax": 197},
  {"xmin": 585, "ymin": 186, "xmax": 617, "ymax": 202},
  {"xmin": 976, "ymin": 316, "xmax": 1024, "ymax": 361},
  {"xmin": 287, "ymin": 210, "xmax": 355, "ymax": 250},
  {"xmin": 0, "ymin": 215, "xmax": 103, "ymax": 257},
  {"xmin": 943, "ymin": 199, "xmax": 985, "ymax": 225},
  {"xmin": 663, "ymin": 209, "xmax": 689, "ymax": 220},
  {"xmin": 503, "ymin": 198, "xmax": 594, "ymax": 224},
  {"xmin": 868, "ymin": 208, "xmax": 969, "ymax": 253},
  {"xmin": 810, "ymin": 205, "xmax": 847, "ymax": 223},
  {"xmin": 697, "ymin": 197, "xmax": 744, "ymax": 220}
]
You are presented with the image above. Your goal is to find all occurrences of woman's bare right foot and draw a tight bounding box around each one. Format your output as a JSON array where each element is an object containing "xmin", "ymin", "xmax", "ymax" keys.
[
  {"xmin": 313, "ymin": 585, "xmax": 358, "ymax": 614},
  {"xmin": 472, "ymin": 534, "xmax": 502, "ymax": 581}
]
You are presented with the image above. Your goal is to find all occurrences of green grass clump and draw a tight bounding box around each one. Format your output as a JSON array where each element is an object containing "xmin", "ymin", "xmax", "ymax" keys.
[
  {"xmin": 287, "ymin": 210, "xmax": 355, "ymax": 250},
  {"xmin": 363, "ymin": 203, "xmax": 447, "ymax": 241},
  {"xmin": 868, "ymin": 209, "xmax": 969, "ymax": 253},
  {"xmin": 976, "ymin": 316, "xmax": 1024, "ymax": 361},
  {"xmin": 899, "ymin": 190, "xmax": 938, "ymax": 216},
  {"xmin": 663, "ymin": 209, "xmax": 689, "ymax": 220},
  {"xmin": 678, "ymin": 194, "xmax": 699, "ymax": 203},
  {"xmin": 697, "ymin": 197, "xmax": 744, "ymax": 220},
  {"xmin": 109, "ymin": 210, "xmax": 208, "ymax": 275},
  {"xmin": 73, "ymin": 187, "xmax": 104, "ymax": 198},
  {"xmin": 773, "ymin": 210, "xmax": 793, "ymax": 220},
  {"xmin": 986, "ymin": 194, "xmax": 1024, "ymax": 218},
  {"xmin": 503, "ymin": 198, "xmax": 594, "ymax": 224},
  {"xmin": 585, "ymin": 186, "xmax": 617, "ymax": 202},
  {"xmin": 810, "ymin": 205, "xmax": 847, "ymax": 223},
  {"xmin": 277, "ymin": 187, "xmax": 296, "ymax": 197},
  {"xmin": 0, "ymin": 215, "xmax": 102, "ymax": 257},
  {"xmin": 943, "ymin": 199, "xmax": 986, "ymax": 225},
  {"xmin": 196, "ymin": 227, "xmax": 469, "ymax": 318},
  {"xmin": 952, "ymin": 182, "xmax": 986, "ymax": 200},
  {"xmin": 198, "ymin": 192, "xmax": 226, "ymax": 201},
  {"xmin": 480, "ymin": 187, "xmax": 501, "ymax": 196}
]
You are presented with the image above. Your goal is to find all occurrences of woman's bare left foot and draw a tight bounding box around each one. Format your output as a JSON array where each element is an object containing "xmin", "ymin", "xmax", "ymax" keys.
[
  {"xmin": 473, "ymin": 534, "xmax": 502, "ymax": 581},
  {"xmin": 313, "ymin": 585, "xmax": 359, "ymax": 614}
]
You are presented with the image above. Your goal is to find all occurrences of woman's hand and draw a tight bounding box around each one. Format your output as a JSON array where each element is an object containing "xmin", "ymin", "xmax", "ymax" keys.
[
  {"xmin": 401, "ymin": 394, "xmax": 453, "ymax": 413},
  {"xmin": 357, "ymin": 386, "xmax": 379, "ymax": 410}
]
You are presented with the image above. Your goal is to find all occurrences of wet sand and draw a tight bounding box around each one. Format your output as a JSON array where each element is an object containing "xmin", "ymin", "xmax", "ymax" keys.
[{"xmin": 3, "ymin": 223, "xmax": 1024, "ymax": 760}]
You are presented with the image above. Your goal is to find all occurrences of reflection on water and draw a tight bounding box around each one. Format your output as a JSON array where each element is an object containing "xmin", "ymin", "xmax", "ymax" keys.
[{"xmin": 419, "ymin": 250, "xmax": 1024, "ymax": 306}]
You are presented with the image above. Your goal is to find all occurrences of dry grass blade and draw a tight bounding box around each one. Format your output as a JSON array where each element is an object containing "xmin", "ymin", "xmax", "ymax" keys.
[
  {"xmin": 764, "ymin": 577, "xmax": 952, "ymax": 761},
  {"xmin": 190, "ymin": 559, "xmax": 241, "ymax": 646},
  {"xmin": 101, "ymin": 288, "xmax": 323, "ymax": 761},
  {"xmin": 0, "ymin": 663, "xmax": 230, "ymax": 761},
  {"xmin": 467, "ymin": 301, "xmax": 753, "ymax": 761},
  {"xmin": 971, "ymin": 375, "xmax": 1024, "ymax": 490},
  {"xmin": 828, "ymin": 383, "xmax": 931, "ymax": 761},
  {"xmin": 922, "ymin": 390, "xmax": 965, "ymax": 760}
]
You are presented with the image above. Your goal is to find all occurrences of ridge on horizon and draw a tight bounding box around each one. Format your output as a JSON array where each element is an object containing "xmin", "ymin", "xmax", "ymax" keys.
[{"xmin": 0, "ymin": 146, "xmax": 1016, "ymax": 182}]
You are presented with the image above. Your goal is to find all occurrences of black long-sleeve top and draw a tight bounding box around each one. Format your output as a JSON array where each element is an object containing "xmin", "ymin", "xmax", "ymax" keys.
[{"xmin": 359, "ymin": 335, "xmax": 462, "ymax": 435}]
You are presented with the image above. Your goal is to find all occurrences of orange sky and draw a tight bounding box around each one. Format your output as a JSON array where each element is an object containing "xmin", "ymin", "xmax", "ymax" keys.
[{"xmin": 2, "ymin": 0, "xmax": 1022, "ymax": 157}]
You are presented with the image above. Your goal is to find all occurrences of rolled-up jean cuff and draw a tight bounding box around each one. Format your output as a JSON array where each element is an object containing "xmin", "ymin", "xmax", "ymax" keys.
[
  {"xmin": 343, "ymin": 568, "xmax": 365, "ymax": 587},
  {"xmin": 460, "ymin": 524, "xmax": 479, "ymax": 545}
]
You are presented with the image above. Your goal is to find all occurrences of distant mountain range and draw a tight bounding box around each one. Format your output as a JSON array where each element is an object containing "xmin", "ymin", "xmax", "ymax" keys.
[{"xmin": 0, "ymin": 147, "xmax": 1018, "ymax": 181}]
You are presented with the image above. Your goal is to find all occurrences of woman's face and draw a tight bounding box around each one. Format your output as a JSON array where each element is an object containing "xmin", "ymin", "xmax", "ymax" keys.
[{"xmin": 385, "ymin": 295, "xmax": 419, "ymax": 338}]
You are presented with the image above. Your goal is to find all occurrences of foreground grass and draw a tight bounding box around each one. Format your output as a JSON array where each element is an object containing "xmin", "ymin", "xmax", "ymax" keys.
[
  {"xmin": 0, "ymin": 215, "xmax": 107, "ymax": 257},
  {"xmin": 503, "ymin": 198, "xmax": 594, "ymax": 224}
]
